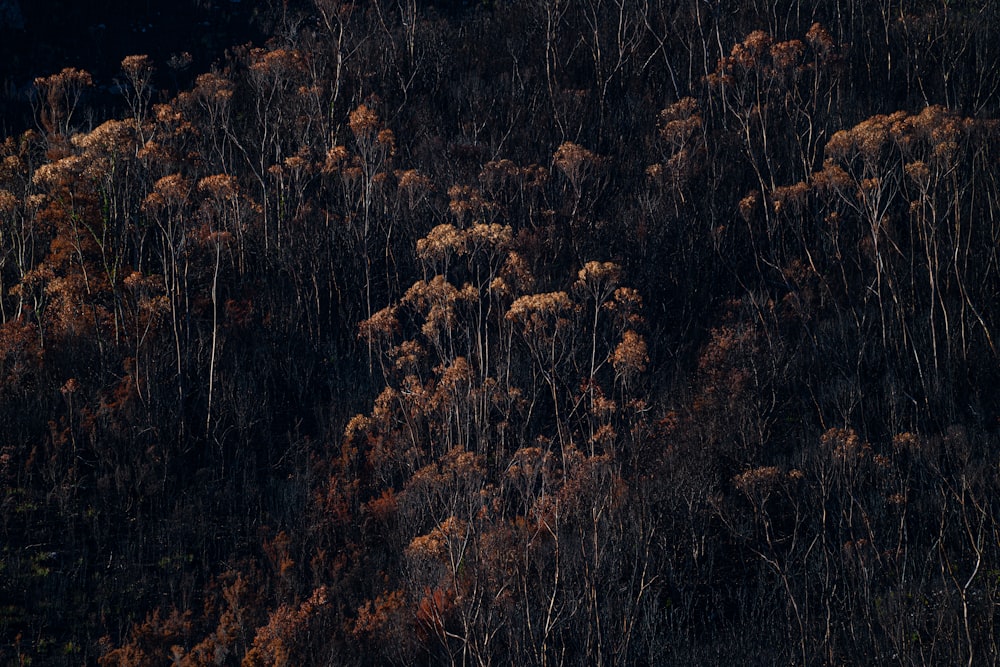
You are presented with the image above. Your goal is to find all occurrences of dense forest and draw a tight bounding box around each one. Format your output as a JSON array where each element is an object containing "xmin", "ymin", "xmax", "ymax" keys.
[{"xmin": 3, "ymin": 0, "xmax": 1000, "ymax": 664}]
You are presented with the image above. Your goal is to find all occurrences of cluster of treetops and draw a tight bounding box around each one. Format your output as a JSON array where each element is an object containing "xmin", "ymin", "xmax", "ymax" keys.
[{"xmin": 2, "ymin": 0, "xmax": 1000, "ymax": 664}]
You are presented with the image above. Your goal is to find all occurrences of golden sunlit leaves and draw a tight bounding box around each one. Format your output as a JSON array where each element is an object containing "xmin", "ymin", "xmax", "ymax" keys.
[
  {"xmin": 479, "ymin": 158, "xmax": 520, "ymax": 193},
  {"xmin": 364, "ymin": 487, "xmax": 399, "ymax": 523},
  {"xmin": 771, "ymin": 181, "xmax": 809, "ymax": 216},
  {"xmin": 71, "ymin": 119, "xmax": 134, "ymax": 156},
  {"xmin": 575, "ymin": 261, "xmax": 621, "ymax": 302},
  {"xmin": 390, "ymin": 339, "xmax": 425, "ymax": 372},
  {"xmin": 415, "ymin": 222, "xmax": 514, "ymax": 271},
  {"xmin": 713, "ymin": 28, "xmax": 819, "ymax": 84},
  {"xmin": 406, "ymin": 516, "xmax": 468, "ymax": 561},
  {"xmin": 193, "ymin": 71, "xmax": 234, "ymax": 105},
  {"xmin": 123, "ymin": 271, "xmax": 169, "ymax": 315},
  {"xmin": 395, "ymin": 168, "xmax": 433, "ymax": 209},
  {"xmin": 34, "ymin": 68, "xmax": 93, "ymax": 137},
  {"xmin": 769, "ymin": 39, "xmax": 805, "ymax": 72},
  {"xmin": 143, "ymin": 173, "xmax": 190, "ymax": 212},
  {"xmin": 353, "ymin": 589, "xmax": 407, "ymax": 639},
  {"xmin": 658, "ymin": 97, "xmax": 702, "ymax": 146},
  {"xmin": 347, "ymin": 103, "xmax": 396, "ymax": 160},
  {"xmin": 821, "ymin": 427, "xmax": 871, "ymax": 464},
  {"xmin": 400, "ymin": 275, "xmax": 475, "ymax": 345},
  {"xmin": 447, "ymin": 184, "xmax": 495, "ymax": 224},
  {"xmin": 506, "ymin": 291, "xmax": 574, "ymax": 334},
  {"xmin": 613, "ymin": 330, "xmax": 648, "ymax": 377},
  {"xmin": 242, "ymin": 586, "xmax": 328, "ymax": 667},
  {"xmin": 0, "ymin": 188, "xmax": 17, "ymax": 214},
  {"xmin": 651, "ymin": 97, "xmax": 705, "ymax": 195},
  {"xmin": 249, "ymin": 47, "xmax": 304, "ymax": 80},
  {"xmin": 197, "ymin": 173, "xmax": 239, "ymax": 201},
  {"xmin": 358, "ymin": 304, "xmax": 399, "ymax": 345},
  {"xmin": 427, "ymin": 357, "xmax": 472, "ymax": 411},
  {"xmin": 416, "ymin": 223, "xmax": 466, "ymax": 264},
  {"xmin": 553, "ymin": 141, "xmax": 605, "ymax": 198},
  {"xmin": 348, "ymin": 104, "xmax": 381, "ymax": 140},
  {"xmin": 31, "ymin": 155, "xmax": 84, "ymax": 190},
  {"xmin": 322, "ymin": 145, "xmax": 350, "ymax": 173},
  {"xmin": 467, "ymin": 222, "xmax": 513, "ymax": 252},
  {"xmin": 805, "ymin": 22, "xmax": 835, "ymax": 59},
  {"xmin": 121, "ymin": 54, "xmax": 153, "ymax": 80},
  {"xmin": 732, "ymin": 466, "xmax": 784, "ymax": 507}
]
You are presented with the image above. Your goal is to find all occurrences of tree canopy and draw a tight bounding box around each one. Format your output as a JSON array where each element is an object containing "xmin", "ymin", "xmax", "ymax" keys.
[{"xmin": 3, "ymin": 0, "xmax": 1000, "ymax": 664}]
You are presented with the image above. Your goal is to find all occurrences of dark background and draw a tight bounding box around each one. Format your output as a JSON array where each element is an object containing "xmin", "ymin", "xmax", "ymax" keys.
[{"xmin": 0, "ymin": 0, "xmax": 266, "ymax": 134}]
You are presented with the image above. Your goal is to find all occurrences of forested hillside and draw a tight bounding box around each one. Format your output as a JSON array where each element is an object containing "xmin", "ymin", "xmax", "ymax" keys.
[{"xmin": 3, "ymin": 1, "xmax": 1000, "ymax": 664}]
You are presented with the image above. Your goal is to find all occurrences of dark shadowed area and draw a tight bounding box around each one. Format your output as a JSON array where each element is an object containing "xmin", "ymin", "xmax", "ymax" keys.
[{"xmin": 0, "ymin": 0, "xmax": 269, "ymax": 133}]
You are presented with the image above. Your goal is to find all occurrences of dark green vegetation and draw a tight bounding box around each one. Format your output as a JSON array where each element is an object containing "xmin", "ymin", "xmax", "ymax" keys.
[{"xmin": 3, "ymin": 1, "xmax": 1000, "ymax": 664}]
